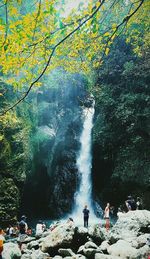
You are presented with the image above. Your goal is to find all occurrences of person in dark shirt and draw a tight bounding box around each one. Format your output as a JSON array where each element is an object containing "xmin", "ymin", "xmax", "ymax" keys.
[
  {"xmin": 83, "ymin": 205, "xmax": 90, "ymax": 228},
  {"xmin": 18, "ymin": 215, "xmax": 28, "ymax": 251},
  {"xmin": 125, "ymin": 195, "xmax": 136, "ymax": 211}
]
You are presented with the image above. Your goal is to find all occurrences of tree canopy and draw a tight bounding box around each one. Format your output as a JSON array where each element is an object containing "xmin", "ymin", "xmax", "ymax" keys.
[{"xmin": 0, "ymin": 0, "xmax": 149, "ymax": 114}]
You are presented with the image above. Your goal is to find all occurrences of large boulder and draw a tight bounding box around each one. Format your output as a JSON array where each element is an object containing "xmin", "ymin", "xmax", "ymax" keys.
[
  {"xmin": 77, "ymin": 241, "xmax": 99, "ymax": 258},
  {"xmin": 110, "ymin": 210, "xmax": 150, "ymax": 241},
  {"xmin": 40, "ymin": 223, "xmax": 75, "ymax": 254},
  {"xmin": 88, "ymin": 225, "xmax": 108, "ymax": 244},
  {"xmin": 2, "ymin": 242, "xmax": 21, "ymax": 259},
  {"xmin": 99, "ymin": 240, "xmax": 110, "ymax": 253},
  {"xmin": 107, "ymin": 240, "xmax": 138, "ymax": 258}
]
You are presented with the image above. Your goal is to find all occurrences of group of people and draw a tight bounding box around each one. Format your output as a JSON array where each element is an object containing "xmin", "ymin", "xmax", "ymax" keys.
[
  {"xmin": 0, "ymin": 196, "xmax": 144, "ymax": 257},
  {"xmin": 0, "ymin": 215, "xmax": 47, "ymax": 256},
  {"xmin": 83, "ymin": 195, "xmax": 143, "ymax": 232}
]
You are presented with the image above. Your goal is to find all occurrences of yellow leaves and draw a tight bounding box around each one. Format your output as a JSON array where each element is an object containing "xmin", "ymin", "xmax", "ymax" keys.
[
  {"xmin": 9, "ymin": 7, "xmax": 18, "ymax": 16},
  {"xmin": 96, "ymin": 2, "xmax": 101, "ymax": 9},
  {"xmin": 111, "ymin": 34, "xmax": 116, "ymax": 41},
  {"xmin": 0, "ymin": 24, "xmax": 5, "ymax": 33},
  {"xmin": 34, "ymin": 82, "xmax": 42, "ymax": 87},
  {"xmin": 0, "ymin": 112, "xmax": 19, "ymax": 128},
  {"xmin": 93, "ymin": 60, "xmax": 101, "ymax": 68},
  {"xmin": 112, "ymin": 23, "xmax": 117, "ymax": 29},
  {"xmin": 105, "ymin": 47, "xmax": 110, "ymax": 55},
  {"xmin": 104, "ymin": 32, "xmax": 110, "ymax": 37},
  {"xmin": 0, "ymin": 135, "xmax": 4, "ymax": 141}
]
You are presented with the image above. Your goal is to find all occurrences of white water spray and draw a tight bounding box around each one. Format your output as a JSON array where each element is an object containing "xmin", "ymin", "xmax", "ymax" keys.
[{"xmin": 71, "ymin": 103, "xmax": 98, "ymax": 224}]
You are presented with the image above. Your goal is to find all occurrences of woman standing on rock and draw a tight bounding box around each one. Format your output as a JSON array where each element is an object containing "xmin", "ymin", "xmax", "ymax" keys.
[{"xmin": 104, "ymin": 203, "xmax": 110, "ymax": 231}]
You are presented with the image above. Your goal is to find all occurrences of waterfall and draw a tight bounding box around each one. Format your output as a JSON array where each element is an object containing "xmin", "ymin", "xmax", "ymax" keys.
[{"xmin": 71, "ymin": 103, "xmax": 98, "ymax": 224}]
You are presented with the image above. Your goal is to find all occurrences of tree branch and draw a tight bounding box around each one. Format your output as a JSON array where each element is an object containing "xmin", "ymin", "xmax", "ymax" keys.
[
  {"xmin": 102, "ymin": 0, "xmax": 144, "ymax": 58},
  {"xmin": 1, "ymin": 0, "xmax": 106, "ymax": 115}
]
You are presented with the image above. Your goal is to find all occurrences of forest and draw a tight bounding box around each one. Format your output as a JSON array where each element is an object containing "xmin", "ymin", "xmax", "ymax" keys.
[{"xmin": 0, "ymin": 0, "xmax": 149, "ymax": 226}]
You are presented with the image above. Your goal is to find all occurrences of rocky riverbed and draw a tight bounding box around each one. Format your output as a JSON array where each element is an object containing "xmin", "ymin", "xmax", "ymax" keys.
[{"xmin": 2, "ymin": 210, "xmax": 150, "ymax": 259}]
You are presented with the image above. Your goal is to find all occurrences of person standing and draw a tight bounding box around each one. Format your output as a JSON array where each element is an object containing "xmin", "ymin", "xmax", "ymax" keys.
[
  {"xmin": 83, "ymin": 205, "xmax": 90, "ymax": 228},
  {"xmin": 18, "ymin": 215, "xmax": 28, "ymax": 251},
  {"xmin": 136, "ymin": 197, "xmax": 143, "ymax": 210},
  {"xmin": 104, "ymin": 203, "xmax": 110, "ymax": 231},
  {"xmin": 35, "ymin": 220, "xmax": 44, "ymax": 236}
]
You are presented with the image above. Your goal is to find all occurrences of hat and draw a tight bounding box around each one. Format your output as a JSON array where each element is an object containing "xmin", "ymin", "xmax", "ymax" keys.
[{"xmin": 21, "ymin": 215, "xmax": 27, "ymax": 219}]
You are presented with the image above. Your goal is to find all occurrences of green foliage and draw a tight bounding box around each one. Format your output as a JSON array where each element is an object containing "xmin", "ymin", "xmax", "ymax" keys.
[
  {"xmin": 93, "ymin": 37, "xmax": 150, "ymax": 207},
  {"xmin": 0, "ymin": 178, "xmax": 20, "ymax": 225}
]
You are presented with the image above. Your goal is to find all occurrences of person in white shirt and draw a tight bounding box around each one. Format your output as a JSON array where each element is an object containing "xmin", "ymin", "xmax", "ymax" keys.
[
  {"xmin": 36, "ymin": 220, "xmax": 44, "ymax": 236},
  {"xmin": 104, "ymin": 203, "xmax": 110, "ymax": 231}
]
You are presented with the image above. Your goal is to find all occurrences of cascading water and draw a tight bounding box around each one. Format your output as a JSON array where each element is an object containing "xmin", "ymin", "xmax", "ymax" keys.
[{"xmin": 71, "ymin": 102, "xmax": 98, "ymax": 224}]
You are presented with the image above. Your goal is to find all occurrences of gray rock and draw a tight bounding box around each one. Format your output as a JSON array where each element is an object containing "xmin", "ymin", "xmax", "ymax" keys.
[
  {"xmin": 3, "ymin": 242, "xmax": 21, "ymax": 259},
  {"xmin": 40, "ymin": 222, "xmax": 75, "ymax": 253},
  {"xmin": 110, "ymin": 210, "xmax": 150, "ymax": 241},
  {"xmin": 53, "ymin": 256, "xmax": 63, "ymax": 259},
  {"xmin": 107, "ymin": 240, "xmax": 138, "ymax": 258},
  {"xmin": 84, "ymin": 241, "xmax": 98, "ymax": 249},
  {"xmin": 27, "ymin": 240, "xmax": 39, "ymax": 249},
  {"xmin": 99, "ymin": 240, "xmax": 110, "ymax": 252},
  {"xmin": 77, "ymin": 245, "xmax": 84, "ymax": 254},
  {"xmin": 95, "ymin": 254, "xmax": 120, "ymax": 259},
  {"xmin": 21, "ymin": 255, "xmax": 32, "ymax": 259},
  {"xmin": 136, "ymin": 244, "xmax": 150, "ymax": 259},
  {"xmin": 136, "ymin": 233, "xmax": 150, "ymax": 248},
  {"xmin": 88, "ymin": 225, "xmax": 107, "ymax": 241},
  {"xmin": 58, "ymin": 248, "xmax": 75, "ymax": 257},
  {"xmin": 22, "ymin": 236, "xmax": 36, "ymax": 244},
  {"xmin": 83, "ymin": 248, "xmax": 97, "ymax": 257},
  {"xmin": 76, "ymin": 227, "xmax": 88, "ymax": 236}
]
